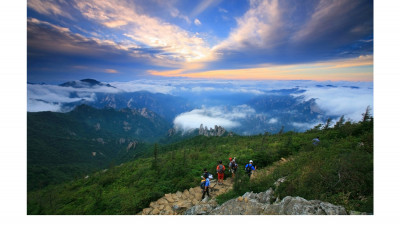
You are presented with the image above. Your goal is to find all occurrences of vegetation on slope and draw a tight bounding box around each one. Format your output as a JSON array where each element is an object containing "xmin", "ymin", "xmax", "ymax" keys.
[{"xmin": 27, "ymin": 111, "xmax": 373, "ymax": 214}]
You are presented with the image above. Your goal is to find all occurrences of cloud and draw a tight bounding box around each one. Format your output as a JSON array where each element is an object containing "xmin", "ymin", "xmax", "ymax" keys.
[
  {"xmin": 148, "ymin": 54, "xmax": 373, "ymax": 81},
  {"xmin": 27, "ymin": 98, "xmax": 63, "ymax": 112},
  {"xmin": 292, "ymin": 82, "xmax": 373, "ymax": 121},
  {"xmin": 212, "ymin": 0, "xmax": 373, "ymax": 66},
  {"xmin": 110, "ymin": 80, "xmax": 176, "ymax": 94},
  {"xmin": 173, "ymin": 105, "xmax": 255, "ymax": 131},
  {"xmin": 28, "ymin": 0, "xmax": 74, "ymax": 19},
  {"xmin": 27, "ymin": 83, "xmax": 120, "ymax": 112},
  {"xmin": 218, "ymin": 8, "xmax": 228, "ymax": 13},
  {"xmin": 194, "ymin": 18, "xmax": 202, "ymax": 26},
  {"xmin": 214, "ymin": 0, "xmax": 284, "ymax": 52},
  {"xmin": 74, "ymin": 0, "xmax": 213, "ymax": 63},
  {"xmin": 190, "ymin": 0, "xmax": 223, "ymax": 17},
  {"xmin": 268, "ymin": 118, "xmax": 278, "ymax": 124},
  {"xmin": 104, "ymin": 69, "xmax": 118, "ymax": 73}
]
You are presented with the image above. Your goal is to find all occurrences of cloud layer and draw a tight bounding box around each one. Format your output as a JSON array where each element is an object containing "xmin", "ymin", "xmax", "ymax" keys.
[{"xmin": 173, "ymin": 105, "xmax": 255, "ymax": 132}]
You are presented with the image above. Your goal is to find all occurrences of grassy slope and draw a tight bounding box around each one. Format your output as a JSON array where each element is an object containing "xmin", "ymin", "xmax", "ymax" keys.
[{"xmin": 27, "ymin": 119, "xmax": 373, "ymax": 214}]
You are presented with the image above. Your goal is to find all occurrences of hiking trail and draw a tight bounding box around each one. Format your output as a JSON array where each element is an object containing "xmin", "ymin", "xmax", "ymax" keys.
[{"xmin": 139, "ymin": 158, "xmax": 291, "ymax": 215}]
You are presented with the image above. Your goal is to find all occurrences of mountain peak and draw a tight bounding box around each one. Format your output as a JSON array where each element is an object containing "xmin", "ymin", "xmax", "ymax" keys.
[{"xmin": 59, "ymin": 79, "xmax": 115, "ymax": 88}]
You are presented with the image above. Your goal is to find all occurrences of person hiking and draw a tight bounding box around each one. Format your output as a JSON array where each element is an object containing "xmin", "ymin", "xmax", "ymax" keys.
[
  {"xmin": 229, "ymin": 157, "xmax": 238, "ymax": 178},
  {"xmin": 312, "ymin": 136, "xmax": 320, "ymax": 146},
  {"xmin": 203, "ymin": 168, "xmax": 209, "ymax": 179},
  {"xmin": 201, "ymin": 176, "xmax": 210, "ymax": 200},
  {"xmin": 228, "ymin": 157, "xmax": 233, "ymax": 173},
  {"xmin": 245, "ymin": 160, "xmax": 256, "ymax": 178},
  {"xmin": 216, "ymin": 160, "xmax": 225, "ymax": 185}
]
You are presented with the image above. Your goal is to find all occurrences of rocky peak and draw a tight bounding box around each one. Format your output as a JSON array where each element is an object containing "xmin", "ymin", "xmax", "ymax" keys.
[{"xmin": 198, "ymin": 124, "xmax": 226, "ymax": 137}]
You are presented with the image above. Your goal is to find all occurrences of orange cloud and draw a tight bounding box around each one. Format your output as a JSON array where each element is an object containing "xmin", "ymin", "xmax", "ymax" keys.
[{"xmin": 148, "ymin": 55, "xmax": 373, "ymax": 81}]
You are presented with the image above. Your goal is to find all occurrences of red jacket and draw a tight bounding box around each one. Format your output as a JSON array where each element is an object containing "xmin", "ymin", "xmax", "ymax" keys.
[{"xmin": 216, "ymin": 164, "xmax": 225, "ymax": 174}]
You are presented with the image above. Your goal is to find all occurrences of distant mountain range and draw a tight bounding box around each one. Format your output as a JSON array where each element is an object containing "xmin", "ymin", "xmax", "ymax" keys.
[{"xmin": 29, "ymin": 78, "xmax": 337, "ymax": 135}]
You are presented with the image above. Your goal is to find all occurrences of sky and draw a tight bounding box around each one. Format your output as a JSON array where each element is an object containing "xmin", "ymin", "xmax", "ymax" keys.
[{"xmin": 27, "ymin": 0, "xmax": 373, "ymax": 83}]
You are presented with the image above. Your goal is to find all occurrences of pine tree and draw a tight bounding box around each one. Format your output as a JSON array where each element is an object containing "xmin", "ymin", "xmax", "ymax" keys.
[{"xmin": 362, "ymin": 106, "xmax": 372, "ymax": 122}]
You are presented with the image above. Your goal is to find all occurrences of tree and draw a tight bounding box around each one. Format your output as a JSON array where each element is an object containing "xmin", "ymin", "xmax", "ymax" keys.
[
  {"xmin": 334, "ymin": 115, "xmax": 345, "ymax": 129},
  {"xmin": 362, "ymin": 106, "xmax": 372, "ymax": 122},
  {"xmin": 323, "ymin": 118, "xmax": 332, "ymax": 130}
]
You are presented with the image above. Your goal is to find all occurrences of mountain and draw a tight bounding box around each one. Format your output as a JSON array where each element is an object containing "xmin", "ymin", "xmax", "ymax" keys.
[
  {"xmin": 59, "ymin": 78, "xmax": 115, "ymax": 88},
  {"xmin": 27, "ymin": 105, "xmax": 171, "ymax": 191},
  {"xmin": 85, "ymin": 91, "xmax": 193, "ymax": 122}
]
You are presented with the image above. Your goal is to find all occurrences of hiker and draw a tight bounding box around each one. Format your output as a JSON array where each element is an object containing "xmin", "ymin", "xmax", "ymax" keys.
[
  {"xmin": 229, "ymin": 157, "xmax": 238, "ymax": 178},
  {"xmin": 312, "ymin": 136, "xmax": 320, "ymax": 146},
  {"xmin": 203, "ymin": 168, "xmax": 209, "ymax": 179},
  {"xmin": 228, "ymin": 157, "xmax": 233, "ymax": 173},
  {"xmin": 245, "ymin": 160, "xmax": 256, "ymax": 178},
  {"xmin": 216, "ymin": 160, "xmax": 225, "ymax": 185},
  {"xmin": 201, "ymin": 175, "xmax": 210, "ymax": 199}
]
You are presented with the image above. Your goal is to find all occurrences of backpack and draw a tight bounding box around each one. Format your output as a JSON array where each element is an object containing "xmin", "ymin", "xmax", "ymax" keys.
[
  {"xmin": 245, "ymin": 164, "xmax": 252, "ymax": 174},
  {"xmin": 231, "ymin": 161, "xmax": 237, "ymax": 169},
  {"xmin": 200, "ymin": 180, "xmax": 206, "ymax": 189},
  {"xmin": 218, "ymin": 164, "xmax": 225, "ymax": 173}
]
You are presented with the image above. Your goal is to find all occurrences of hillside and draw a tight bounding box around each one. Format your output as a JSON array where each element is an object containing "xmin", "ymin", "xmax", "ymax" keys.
[
  {"xmin": 27, "ymin": 114, "xmax": 373, "ymax": 214},
  {"xmin": 27, "ymin": 105, "xmax": 172, "ymax": 191}
]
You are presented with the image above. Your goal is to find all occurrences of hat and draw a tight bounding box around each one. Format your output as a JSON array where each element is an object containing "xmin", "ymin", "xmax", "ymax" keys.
[
  {"xmin": 249, "ymin": 160, "xmax": 253, "ymax": 163},
  {"xmin": 229, "ymin": 157, "xmax": 232, "ymax": 161}
]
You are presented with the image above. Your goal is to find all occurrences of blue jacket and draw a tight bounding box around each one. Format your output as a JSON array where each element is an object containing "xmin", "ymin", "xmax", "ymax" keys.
[
  {"xmin": 205, "ymin": 178, "xmax": 210, "ymax": 187},
  {"xmin": 245, "ymin": 164, "xmax": 255, "ymax": 171}
]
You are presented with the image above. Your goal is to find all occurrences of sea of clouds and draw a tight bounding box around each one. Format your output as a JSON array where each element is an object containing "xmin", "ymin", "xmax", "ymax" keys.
[{"xmin": 28, "ymin": 79, "xmax": 373, "ymax": 132}]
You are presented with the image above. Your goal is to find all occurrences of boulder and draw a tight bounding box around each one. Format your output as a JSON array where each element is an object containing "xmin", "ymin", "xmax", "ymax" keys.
[
  {"xmin": 185, "ymin": 204, "xmax": 216, "ymax": 215},
  {"xmin": 157, "ymin": 198, "xmax": 168, "ymax": 205},
  {"xmin": 142, "ymin": 208, "xmax": 152, "ymax": 215},
  {"xmin": 209, "ymin": 198, "xmax": 266, "ymax": 215},
  {"xmin": 263, "ymin": 196, "xmax": 347, "ymax": 215},
  {"xmin": 183, "ymin": 190, "xmax": 190, "ymax": 199},
  {"xmin": 151, "ymin": 208, "xmax": 160, "ymax": 215}
]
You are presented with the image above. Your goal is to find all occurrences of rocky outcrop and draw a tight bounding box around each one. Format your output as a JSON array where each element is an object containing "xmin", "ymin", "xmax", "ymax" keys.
[
  {"xmin": 139, "ymin": 174, "xmax": 354, "ymax": 215},
  {"xmin": 126, "ymin": 141, "xmax": 138, "ymax": 151},
  {"xmin": 208, "ymin": 188, "xmax": 347, "ymax": 215},
  {"xmin": 198, "ymin": 124, "xmax": 226, "ymax": 137}
]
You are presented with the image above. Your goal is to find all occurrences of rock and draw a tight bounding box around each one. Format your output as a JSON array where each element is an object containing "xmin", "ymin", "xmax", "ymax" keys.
[
  {"xmin": 149, "ymin": 202, "xmax": 157, "ymax": 208},
  {"xmin": 189, "ymin": 188, "xmax": 196, "ymax": 195},
  {"xmin": 157, "ymin": 198, "xmax": 168, "ymax": 205},
  {"xmin": 238, "ymin": 196, "xmax": 243, "ymax": 202},
  {"xmin": 191, "ymin": 198, "xmax": 200, "ymax": 205},
  {"xmin": 165, "ymin": 195, "xmax": 175, "ymax": 203},
  {"xmin": 274, "ymin": 177, "xmax": 287, "ymax": 187},
  {"xmin": 319, "ymin": 201, "xmax": 347, "ymax": 215},
  {"xmin": 263, "ymin": 196, "xmax": 347, "ymax": 215},
  {"xmin": 142, "ymin": 208, "xmax": 152, "ymax": 215},
  {"xmin": 183, "ymin": 190, "xmax": 190, "ymax": 199},
  {"xmin": 255, "ymin": 188, "xmax": 274, "ymax": 204},
  {"xmin": 349, "ymin": 211, "xmax": 368, "ymax": 215},
  {"xmin": 176, "ymin": 191, "xmax": 183, "ymax": 198},
  {"xmin": 151, "ymin": 208, "xmax": 160, "ymax": 215},
  {"xmin": 185, "ymin": 204, "xmax": 216, "ymax": 215},
  {"xmin": 163, "ymin": 205, "xmax": 173, "ymax": 215},
  {"xmin": 209, "ymin": 198, "xmax": 266, "ymax": 215}
]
